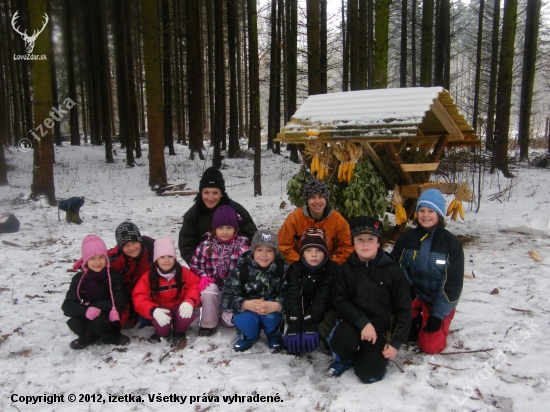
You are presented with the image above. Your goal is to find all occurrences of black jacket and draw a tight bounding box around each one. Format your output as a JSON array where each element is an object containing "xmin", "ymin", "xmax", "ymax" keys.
[
  {"xmin": 178, "ymin": 198, "xmax": 257, "ymax": 264},
  {"xmin": 333, "ymin": 249, "xmax": 411, "ymax": 350},
  {"xmin": 62, "ymin": 268, "xmax": 129, "ymax": 319},
  {"xmin": 284, "ymin": 258, "xmax": 338, "ymax": 325}
]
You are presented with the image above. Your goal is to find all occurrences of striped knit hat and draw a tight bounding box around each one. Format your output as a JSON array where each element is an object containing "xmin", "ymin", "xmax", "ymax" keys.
[{"xmin": 300, "ymin": 227, "xmax": 328, "ymax": 255}]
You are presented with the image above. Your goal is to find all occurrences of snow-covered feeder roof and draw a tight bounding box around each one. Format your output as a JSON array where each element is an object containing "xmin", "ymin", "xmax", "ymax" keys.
[{"xmin": 276, "ymin": 87, "xmax": 478, "ymax": 147}]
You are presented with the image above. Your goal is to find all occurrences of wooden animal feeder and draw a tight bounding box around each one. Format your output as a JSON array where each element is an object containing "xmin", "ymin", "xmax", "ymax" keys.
[{"xmin": 274, "ymin": 87, "xmax": 479, "ymax": 241}]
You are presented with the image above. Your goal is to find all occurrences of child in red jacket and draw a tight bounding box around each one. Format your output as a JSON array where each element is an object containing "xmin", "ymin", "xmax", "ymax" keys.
[{"xmin": 132, "ymin": 237, "xmax": 200, "ymax": 344}]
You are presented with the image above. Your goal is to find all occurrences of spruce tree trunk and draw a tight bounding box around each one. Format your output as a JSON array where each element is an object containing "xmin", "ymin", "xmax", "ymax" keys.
[
  {"xmin": 307, "ymin": 0, "xmax": 321, "ymax": 95},
  {"xmin": 472, "ymin": 0, "xmax": 485, "ymax": 134},
  {"xmin": 29, "ymin": 0, "xmax": 56, "ymax": 204},
  {"xmin": 420, "ymin": 0, "xmax": 434, "ymax": 86},
  {"xmin": 142, "ymin": 0, "xmax": 168, "ymax": 185},
  {"xmin": 400, "ymin": 0, "xmax": 408, "ymax": 87},
  {"xmin": 486, "ymin": 0, "xmax": 500, "ymax": 151},
  {"xmin": 213, "ymin": 0, "xmax": 225, "ymax": 168},
  {"xmin": 65, "ymin": 0, "xmax": 80, "ymax": 146},
  {"xmin": 162, "ymin": 0, "xmax": 175, "ymax": 156},
  {"xmin": 248, "ymin": 0, "xmax": 262, "ymax": 196},
  {"xmin": 517, "ymin": 0, "xmax": 541, "ymax": 161},
  {"xmin": 372, "ymin": 0, "xmax": 391, "ymax": 89},
  {"xmin": 227, "ymin": 0, "xmax": 239, "ymax": 157},
  {"xmin": 285, "ymin": 0, "xmax": 299, "ymax": 163},
  {"xmin": 185, "ymin": 0, "xmax": 204, "ymax": 160},
  {"xmin": 492, "ymin": 0, "xmax": 517, "ymax": 177}
]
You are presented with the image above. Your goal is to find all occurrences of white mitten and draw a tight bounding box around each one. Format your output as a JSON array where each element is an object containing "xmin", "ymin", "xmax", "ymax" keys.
[
  {"xmin": 179, "ymin": 302, "xmax": 194, "ymax": 319},
  {"xmin": 152, "ymin": 308, "xmax": 171, "ymax": 327}
]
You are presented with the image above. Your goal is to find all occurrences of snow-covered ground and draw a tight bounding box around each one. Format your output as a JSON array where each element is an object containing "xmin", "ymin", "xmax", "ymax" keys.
[{"xmin": 0, "ymin": 143, "xmax": 549, "ymax": 412}]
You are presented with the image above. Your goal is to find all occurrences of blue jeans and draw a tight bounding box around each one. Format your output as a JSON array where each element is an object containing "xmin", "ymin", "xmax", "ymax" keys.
[{"xmin": 232, "ymin": 310, "xmax": 283, "ymax": 341}]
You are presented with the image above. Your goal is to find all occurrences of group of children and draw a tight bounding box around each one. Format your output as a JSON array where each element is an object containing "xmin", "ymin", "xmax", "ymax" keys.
[{"xmin": 63, "ymin": 186, "xmax": 464, "ymax": 384}]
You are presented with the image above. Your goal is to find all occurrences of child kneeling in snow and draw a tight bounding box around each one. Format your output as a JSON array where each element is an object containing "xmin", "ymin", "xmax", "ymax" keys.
[
  {"xmin": 391, "ymin": 189, "xmax": 464, "ymax": 354},
  {"xmin": 221, "ymin": 230, "xmax": 288, "ymax": 352},
  {"xmin": 132, "ymin": 237, "xmax": 199, "ymax": 344},
  {"xmin": 284, "ymin": 227, "xmax": 339, "ymax": 354},
  {"xmin": 328, "ymin": 217, "xmax": 411, "ymax": 383},
  {"xmin": 190, "ymin": 205, "xmax": 250, "ymax": 336},
  {"xmin": 62, "ymin": 234, "xmax": 130, "ymax": 350}
]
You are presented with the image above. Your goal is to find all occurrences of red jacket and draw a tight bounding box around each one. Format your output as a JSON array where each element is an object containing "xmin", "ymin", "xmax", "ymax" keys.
[{"xmin": 132, "ymin": 267, "xmax": 200, "ymax": 319}]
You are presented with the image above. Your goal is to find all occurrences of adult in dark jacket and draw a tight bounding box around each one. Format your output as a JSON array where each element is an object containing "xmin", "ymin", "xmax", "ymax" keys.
[
  {"xmin": 284, "ymin": 227, "xmax": 339, "ymax": 354},
  {"xmin": 328, "ymin": 217, "xmax": 411, "ymax": 383},
  {"xmin": 391, "ymin": 189, "xmax": 464, "ymax": 354},
  {"xmin": 62, "ymin": 234, "xmax": 130, "ymax": 349},
  {"xmin": 178, "ymin": 167, "xmax": 257, "ymax": 264}
]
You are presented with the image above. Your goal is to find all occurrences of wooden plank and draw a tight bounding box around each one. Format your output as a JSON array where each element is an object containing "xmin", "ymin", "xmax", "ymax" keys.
[
  {"xmin": 401, "ymin": 182, "xmax": 458, "ymax": 199},
  {"xmin": 361, "ymin": 142, "xmax": 395, "ymax": 187},
  {"xmin": 401, "ymin": 163, "xmax": 439, "ymax": 172},
  {"xmin": 383, "ymin": 143, "xmax": 414, "ymax": 185},
  {"xmin": 430, "ymin": 98, "xmax": 463, "ymax": 138},
  {"xmin": 422, "ymin": 140, "xmax": 437, "ymax": 155},
  {"xmin": 273, "ymin": 136, "xmax": 404, "ymax": 143}
]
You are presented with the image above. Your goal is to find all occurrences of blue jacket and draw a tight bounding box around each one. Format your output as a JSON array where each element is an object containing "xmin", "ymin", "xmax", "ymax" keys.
[{"xmin": 391, "ymin": 225, "xmax": 464, "ymax": 320}]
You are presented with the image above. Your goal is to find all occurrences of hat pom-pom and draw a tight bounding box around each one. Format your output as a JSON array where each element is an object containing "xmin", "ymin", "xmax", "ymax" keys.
[{"xmin": 109, "ymin": 308, "xmax": 120, "ymax": 322}]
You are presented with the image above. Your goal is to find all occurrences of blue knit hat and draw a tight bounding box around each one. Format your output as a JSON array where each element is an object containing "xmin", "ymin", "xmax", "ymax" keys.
[{"xmin": 416, "ymin": 189, "xmax": 446, "ymax": 218}]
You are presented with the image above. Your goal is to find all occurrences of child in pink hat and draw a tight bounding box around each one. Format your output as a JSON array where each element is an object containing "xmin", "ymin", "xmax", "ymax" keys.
[
  {"xmin": 132, "ymin": 237, "xmax": 200, "ymax": 344},
  {"xmin": 190, "ymin": 206, "xmax": 250, "ymax": 336},
  {"xmin": 62, "ymin": 234, "xmax": 130, "ymax": 349}
]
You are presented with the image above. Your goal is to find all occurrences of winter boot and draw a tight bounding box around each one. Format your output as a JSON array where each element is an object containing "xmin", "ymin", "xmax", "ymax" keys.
[
  {"xmin": 233, "ymin": 334, "xmax": 259, "ymax": 352},
  {"xmin": 267, "ymin": 334, "xmax": 284, "ymax": 351},
  {"xmin": 172, "ymin": 332, "xmax": 187, "ymax": 346},
  {"xmin": 198, "ymin": 327, "xmax": 217, "ymax": 337},
  {"xmin": 114, "ymin": 333, "xmax": 131, "ymax": 346},
  {"xmin": 147, "ymin": 333, "xmax": 162, "ymax": 343},
  {"xmin": 327, "ymin": 359, "xmax": 354, "ymax": 377}
]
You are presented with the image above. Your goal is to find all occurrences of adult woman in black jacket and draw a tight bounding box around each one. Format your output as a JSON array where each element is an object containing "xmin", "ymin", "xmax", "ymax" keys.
[{"xmin": 178, "ymin": 167, "xmax": 257, "ymax": 264}]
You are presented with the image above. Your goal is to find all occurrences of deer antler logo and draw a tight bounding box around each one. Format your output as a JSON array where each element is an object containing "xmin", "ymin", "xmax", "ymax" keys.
[{"xmin": 11, "ymin": 11, "xmax": 49, "ymax": 54}]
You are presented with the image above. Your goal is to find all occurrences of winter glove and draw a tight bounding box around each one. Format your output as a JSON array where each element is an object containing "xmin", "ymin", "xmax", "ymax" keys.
[
  {"xmin": 199, "ymin": 276, "xmax": 215, "ymax": 292},
  {"xmin": 301, "ymin": 315, "xmax": 320, "ymax": 353},
  {"xmin": 85, "ymin": 307, "xmax": 101, "ymax": 320},
  {"xmin": 152, "ymin": 308, "xmax": 171, "ymax": 327},
  {"xmin": 423, "ymin": 315, "xmax": 442, "ymax": 334},
  {"xmin": 109, "ymin": 307, "xmax": 120, "ymax": 322},
  {"xmin": 179, "ymin": 302, "xmax": 194, "ymax": 319},
  {"xmin": 284, "ymin": 316, "xmax": 302, "ymax": 354}
]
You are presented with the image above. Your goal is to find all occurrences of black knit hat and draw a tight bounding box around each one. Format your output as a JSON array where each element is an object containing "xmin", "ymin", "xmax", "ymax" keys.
[
  {"xmin": 300, "ymin": 227, "xmax": 328, "ymax": 255},
  {"xmin": 303, "ymin": 178, "xmax": 329, "ymax": 204},
  {"xmin": 348, "ymin": 216, "xmax": 382, "ymax": 240},
  {"xmin": 115, "ymin": 221, "xmax": 143, "ymax": 248},
  {"xmin": 199, "ymin": 167, "xmax": 225, "ymax": 192}
]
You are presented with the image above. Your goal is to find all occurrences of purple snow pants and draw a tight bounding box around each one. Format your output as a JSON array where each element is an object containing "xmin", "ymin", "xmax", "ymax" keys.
[{"xmin": 151, "ymin": 304, "xmax": 196, "ymax": 337}]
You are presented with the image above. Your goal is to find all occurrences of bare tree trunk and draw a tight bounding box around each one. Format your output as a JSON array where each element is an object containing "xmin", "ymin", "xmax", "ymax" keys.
[
  {"xmin": 227, "ymin": 0, "xmax": 239, "ymax": 157},
  {"xmin": 348, "ymin": 0, "xmax": 359, "ymax": 90},
  {"xmin": 492, "ymin": 0, "xmax": 517, "ymax": 177},
  {"xmin": 320, "ymin": 0, "xmax": 327, "ymax": 94},
  {"xmin": 213, "ymin": 0, "xmax": 225, "ymax": 168},
  {"xmin": 341, "ymin": 0, "xmax": 349, "ymax": 91},
  {"xmin": 247, "ymin": 0, "xmax": 262, "ymax": 196},
  {"xmin": 142, "ymin": 0, "xmax": 168, "ymax": 185},
  {"xmin": 411, "ymin": 0, "xmax": 417, "ymax": 86},
  {"xmin": 285, "ymin": 0, "xmax": 299, "ymax": 163},
  {"xmin": 358, "ymin": 0, "xmax": 368, "ymax": 89},
  {"xmin": 65, "ymin": 0, "xmax": 80, "ymax": 145},
  {"xmin": 517, "ymin": 0, "xmax": 541, "ymax": 161},
  {"xmin": 29, "ymin": 0, "xmax": 55, "ymax": 204},
  {"xmin": 420, "ymin": 0, "xmax": 433, "ymax": 86},
  {"xmin": 186, "ymin": 0, "xmax": 205, "ymax": 160},
  {"xmin": 372, "ymin": 0, "xmax": 391, "ymax": 89},
  {"xmin": 472, "ymin": 0, "xmax": 485, "ymax": 134},
  {"xmin": 486, "ymin": 0, "xmax": 500, "ymax": 151},
  {"xmin": 400, "ymin": 0, "xmax": 408, "ymax": 87},
  {"xmin": 268, "ymin": 0, "xmax": 279, "ymax": 150},
  {"xmin": 162, "ymin": 0, "xmax": 175, "ymax": 155}
]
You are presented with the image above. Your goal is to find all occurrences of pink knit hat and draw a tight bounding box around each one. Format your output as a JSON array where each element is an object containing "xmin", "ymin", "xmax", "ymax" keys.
[
  {"xmin": 154, "ymin": 237, "xmax": 177, "ymax": 262},
  {"xmin": 81, "ymin": 234, "xmax": 110, "ymax": 272},
  {"xmin": 76, "ymin": 234, "xmax": 119, "ymax": 322}
]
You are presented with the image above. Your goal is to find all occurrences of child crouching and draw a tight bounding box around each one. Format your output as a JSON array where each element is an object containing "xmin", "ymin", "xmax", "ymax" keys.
[
  {"xmin": 62, "ymin": 234, "xmax": 130, "ymax": 349},
  {"xmin": 132, "ymin": 237, "xmax": 200, "ymax": 344},
  {"xmin": 328, "ymin": 217, "xmax": 411, "ymax": 383},
  {"xmin": 284, "ymin": 227, "xmax": 339, "ymax": 354},
  {"xmin": 221, "ymin": 230, "xmax": 288, "ymax": 352}
]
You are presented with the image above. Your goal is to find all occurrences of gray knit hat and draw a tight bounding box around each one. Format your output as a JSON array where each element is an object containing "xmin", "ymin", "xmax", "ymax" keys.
[
  {"xmin": 303, "ymin": 178, "xmax": 329, "ymax": 204},
  {"xmin": 251, "ymin": 230, "xmax": 278, "ymax": 253}
]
